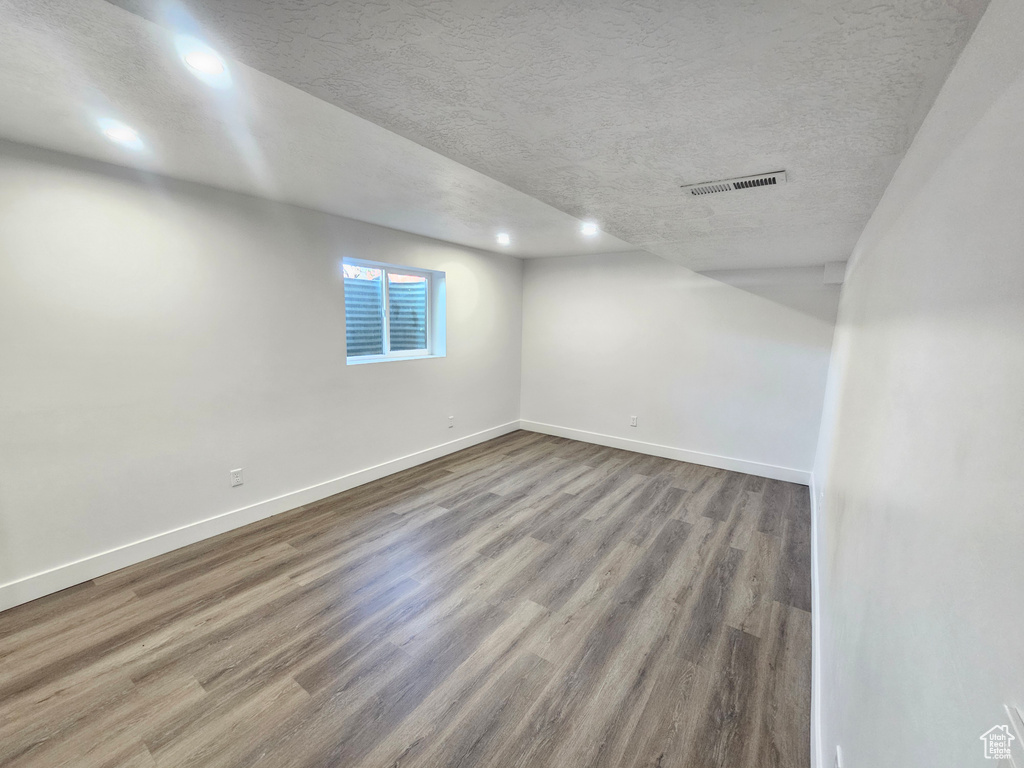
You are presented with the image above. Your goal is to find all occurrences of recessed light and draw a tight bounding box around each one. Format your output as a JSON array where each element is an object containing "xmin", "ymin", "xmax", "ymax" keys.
[
  {"xmin": 184, "ymin": 49, "xmax": 225, "ymax": 75},
  {"xmin": 175, "ymin": 35, "xmax": 231, "ymax": 88},
  {"xmin": 581, "ymin": 221, "xmax": 599, "ymax": 237},
  {"xmin": 98, "ymin": 119, "xmax": 144, "ymax": 151},
  {"xmin": 496, "ymin": 232, "xmax": 511, "ymax": 246}
]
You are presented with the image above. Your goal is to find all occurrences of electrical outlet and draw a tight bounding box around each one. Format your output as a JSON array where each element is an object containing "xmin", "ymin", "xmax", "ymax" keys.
[
  {"xmin": 448, "ymin": 415, "xmax": 454, "ymax": 429},
  {"xmin": 230, "ymin": 468, "xmax": 244, "ymax": 487},
  {"xmin": 629, "ymin": 416, "xmax": 638, "ymax": 427},
  {"xmin": 835, "ymin": 745, "xmax": 844, "ymax": 768}
]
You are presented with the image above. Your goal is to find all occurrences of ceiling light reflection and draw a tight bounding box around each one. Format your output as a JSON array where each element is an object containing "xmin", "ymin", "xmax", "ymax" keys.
[
  {"xmin": 98, "ymin": 118, "xmax": 144, "ymax": 151},
  {"xmin": 176, "ymin": 35, "xmax": 231, "ymax": 88}
]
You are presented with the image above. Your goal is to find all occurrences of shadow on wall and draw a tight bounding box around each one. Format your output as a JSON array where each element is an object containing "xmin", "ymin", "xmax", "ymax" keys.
[{"xmin": 699, "ymin": 265, "xmax": 844, "ymax": 325}]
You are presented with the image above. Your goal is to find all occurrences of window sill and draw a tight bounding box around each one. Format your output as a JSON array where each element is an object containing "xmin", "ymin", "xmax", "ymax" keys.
[{"xmin": 346, "ymin": 353, "xmax": 445, "ymax": 366}]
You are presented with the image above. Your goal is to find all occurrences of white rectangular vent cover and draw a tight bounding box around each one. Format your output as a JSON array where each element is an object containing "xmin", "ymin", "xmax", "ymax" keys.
[{"xmin": 682, "ymin": 171, "xmax": 787, "ymax": 196}]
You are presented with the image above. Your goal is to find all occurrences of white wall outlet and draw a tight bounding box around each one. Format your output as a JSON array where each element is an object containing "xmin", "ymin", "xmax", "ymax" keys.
[
  {"xmin": 629, "ymin": 416, "xmax": 638, "ymax": 427},
  {"xmin": 448, "ymin": 415, "xmax": 454, "ymax": 429},
  {"xmin": 230, "ymin": 468, "xmax": 244, "ymax": 487},
  {"xmin": 835, "ymin": 745, "xmax": 844, "ymax": 768}
]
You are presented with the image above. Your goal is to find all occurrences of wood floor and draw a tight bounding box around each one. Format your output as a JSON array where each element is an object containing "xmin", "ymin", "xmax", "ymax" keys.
[{"xmin": 0, "ymin": 431, "xmax": 812, "ymax": 768}]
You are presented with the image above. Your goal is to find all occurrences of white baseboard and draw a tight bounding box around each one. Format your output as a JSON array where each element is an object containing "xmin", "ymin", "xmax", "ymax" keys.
[
  {"xmin": 809, "ymin": 474, "xmax": 825, "ymax": 768},
  {"xmin": 518, "ymin": 420, "xmax": 812, "ymax": 485},
  {"xmin": 1, "ymin": 419, "xmax": 811, "ymax": 614},
  {"xmin": 0, "ymin": 421, "xmax": 520, "ymax": 613}
]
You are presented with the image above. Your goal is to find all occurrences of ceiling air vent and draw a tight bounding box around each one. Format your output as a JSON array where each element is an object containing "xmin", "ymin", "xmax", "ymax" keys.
[{"xmin": 681, "ymin": 170, "xmax": 787, "ymax": 196}]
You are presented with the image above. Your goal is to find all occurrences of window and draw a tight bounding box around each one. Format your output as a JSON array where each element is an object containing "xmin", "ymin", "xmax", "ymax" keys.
[{"xmin": 343, "ymin": 259, "xmax": 445, "ymax": 363}]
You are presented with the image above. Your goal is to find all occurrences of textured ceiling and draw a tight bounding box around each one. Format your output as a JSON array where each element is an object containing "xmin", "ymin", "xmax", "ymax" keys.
[
  {"xmin": 0, "ymin": 0, "xmax": 633, "ymax": 258},
  {"xmin": 110, "ymin": 0, "xmax": 989, "ymax": 270}
]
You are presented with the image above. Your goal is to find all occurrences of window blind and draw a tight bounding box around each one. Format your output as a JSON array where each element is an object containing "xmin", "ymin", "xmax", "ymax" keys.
[
  {"xmin": 388, "ymin": 278, "xmax": 428, "ymax": 351},
  {"xmin": 344, "ymin": 276, "xmax": 384, "ymax": 357}
]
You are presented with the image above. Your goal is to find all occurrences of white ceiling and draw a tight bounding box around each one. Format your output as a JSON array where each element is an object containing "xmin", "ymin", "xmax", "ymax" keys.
[
  {"xmin": 1, "ymin": 0, "xmax": 989, "ymax": 268},
  {"xmin": 0, "ymin": 0, "xmax": 633, "ymax": 258},
  {"xmin": 112, "ymin": 0, "xmax": 988, "ymax": 270}
]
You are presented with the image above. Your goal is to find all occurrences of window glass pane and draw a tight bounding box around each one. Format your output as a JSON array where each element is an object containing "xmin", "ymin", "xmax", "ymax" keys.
[
  {"xmin": 388, "ymin": 272, "xmax": 428, "ymax": 351},
  {"xmin": 344, "ymin": 266, "xmax": 384, "ymax": 357}
]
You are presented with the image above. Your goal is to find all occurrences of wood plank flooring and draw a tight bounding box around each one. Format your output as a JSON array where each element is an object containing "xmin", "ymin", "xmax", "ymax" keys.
[{"xmin": 0, "ymin": 431, "xmax": 812, "ymax": 768}]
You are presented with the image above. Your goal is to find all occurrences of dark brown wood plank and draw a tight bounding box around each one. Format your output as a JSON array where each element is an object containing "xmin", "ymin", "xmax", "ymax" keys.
[
  {"xmin": 684, "ymin": 627, "xmax": 762, "ymax": 768},
  {"xmin": 776, "ymin": 489, "xmax": 812, "ymax": 612}
]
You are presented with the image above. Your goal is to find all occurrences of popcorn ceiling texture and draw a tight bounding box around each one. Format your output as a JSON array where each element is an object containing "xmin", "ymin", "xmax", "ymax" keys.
[
  {"xmin": 113, "ymin": 0, "xmax": 989, "ymax": 269},
  {"xmin": 0, "ymin": 0, "xmax": 634, "ymax": 258}
]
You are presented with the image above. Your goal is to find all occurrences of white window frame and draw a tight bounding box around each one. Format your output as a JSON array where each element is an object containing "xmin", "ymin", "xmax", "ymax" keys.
[{"xmin": 344, "ymin": 258, "xmax": 443, "ymax": 364}]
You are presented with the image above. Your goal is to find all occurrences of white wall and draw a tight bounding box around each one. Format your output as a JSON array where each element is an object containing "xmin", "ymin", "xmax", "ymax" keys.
[
  {"xmin": 812, "ymin": 0, "xmax": 1024, "ymax": 764},
  {"xmin": 520, "ymin": 252, "xmax": 837, "ymax": 482},
  {"xmin": 0, "ymin": 141, "xmax": 523, "ymax": 610}
]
